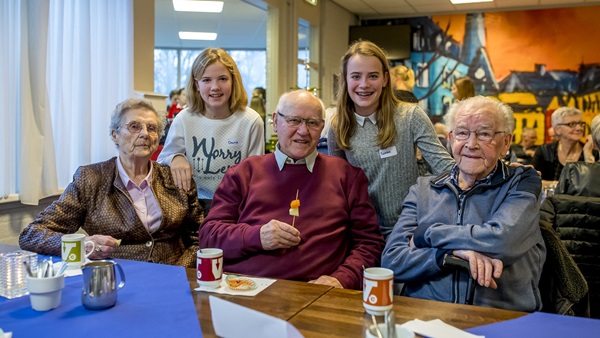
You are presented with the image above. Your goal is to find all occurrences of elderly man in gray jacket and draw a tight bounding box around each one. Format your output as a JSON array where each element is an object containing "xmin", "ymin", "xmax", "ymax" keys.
[{"xmin": 382, "ymin": 96, "xmax": 546, "ymax": 312}]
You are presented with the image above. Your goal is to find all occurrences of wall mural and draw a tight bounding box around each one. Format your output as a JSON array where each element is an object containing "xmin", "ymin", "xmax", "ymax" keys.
[{"xmin": 370, "ymin": 7, "xmax": 600, "ymax": 144}]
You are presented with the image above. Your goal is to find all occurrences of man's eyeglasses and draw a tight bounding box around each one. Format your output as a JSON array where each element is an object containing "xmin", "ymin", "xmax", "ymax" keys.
[
  {"xmin": 277, "ymin": 112, "xmax": 324, "ymax": 130},
  {"xmin": 556, "ymin": 121, "xmax": 586, "ymax": 128},
  {"xmin": 122, "ymin": 121, "xmax": 159, "ymax": 135},
  {"xmin": 451, "ymin": 128, "xmax": 506, "ymax": 143}
]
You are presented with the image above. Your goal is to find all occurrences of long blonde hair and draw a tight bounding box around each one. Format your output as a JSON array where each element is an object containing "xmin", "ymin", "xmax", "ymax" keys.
[
  {"xmin": 186, "ymin": 48, "xmax": 248, "ymax": 115},
  {"xmin": 333, "ymin": 40, "xmax": 400, "ymax": 150}
]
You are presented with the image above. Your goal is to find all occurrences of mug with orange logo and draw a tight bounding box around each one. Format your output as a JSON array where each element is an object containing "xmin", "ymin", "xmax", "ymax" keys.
[{"xmin": 363, "ymin": 267, "xmax": 394, "ymax": 315}]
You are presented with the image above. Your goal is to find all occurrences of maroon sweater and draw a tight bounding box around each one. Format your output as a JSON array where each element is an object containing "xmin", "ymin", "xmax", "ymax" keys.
[{"xmin": 199, "ymin": 153, "xmax": 384, "ymax": 289}]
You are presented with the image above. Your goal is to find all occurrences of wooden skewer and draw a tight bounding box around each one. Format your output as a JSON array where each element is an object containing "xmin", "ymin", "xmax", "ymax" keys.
[{"xmin": 291, "ymin": 189, "xmax": 299, "ymax": 227}]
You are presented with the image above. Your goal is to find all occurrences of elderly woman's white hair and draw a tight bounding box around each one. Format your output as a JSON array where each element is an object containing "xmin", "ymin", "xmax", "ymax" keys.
[
  {"xmin": 444, "ymin": 96, "xmax": 515, "ymax": 133},
  {"xmin": 109, "ymin": 98, "xmax": 167, "ymax": 146},
  {"xmin": 551, "ymin": 107, "xmax": 582, "ymax": 127},
  {"xmin": 592, "ymin": 114, "xmax": 600, "ymax": 149}
]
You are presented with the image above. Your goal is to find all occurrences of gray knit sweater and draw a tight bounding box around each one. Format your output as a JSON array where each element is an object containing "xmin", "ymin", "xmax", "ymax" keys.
[{"xmin": 328, "ymin": 105, "xmax": 454, "ymax": 237}]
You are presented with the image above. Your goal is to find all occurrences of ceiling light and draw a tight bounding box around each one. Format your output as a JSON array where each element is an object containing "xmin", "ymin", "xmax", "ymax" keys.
[
  {"xmin": 450, "ymin": 0, "xmax": 493, "ymax": 4},
  {"xmin": 173, "ymin": 0, "xmax": 224, "ymax": 13},
  {"xmin": 179, "ymin": 31, "xmax": 218, "ymax": 40}
]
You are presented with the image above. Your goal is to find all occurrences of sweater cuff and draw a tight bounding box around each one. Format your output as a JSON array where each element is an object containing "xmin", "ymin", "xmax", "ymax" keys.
[
  {"xmin": 435, "ymin": 249, "xmax": 453, "ymax": 269},
  {"xmin": 331, "ymin": 270, "xmax": 356, "ymax": 290},
  {"xmin": 413, "ymin": 223, "xmax": 429, "ymax": 248},
  {"xmin": 244, "ymin": 224, "xmax": 265, "ymax": 253}
]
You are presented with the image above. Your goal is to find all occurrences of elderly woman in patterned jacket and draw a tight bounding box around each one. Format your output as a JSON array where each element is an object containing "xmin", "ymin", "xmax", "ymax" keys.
[{"xmin": 19, "ymin": 98, "xmax": 203, "ymax": 267}]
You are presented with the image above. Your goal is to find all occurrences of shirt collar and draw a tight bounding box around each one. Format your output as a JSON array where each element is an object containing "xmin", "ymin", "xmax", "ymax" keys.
[
  {"xmin": 354, "ymin": 112, "xmax": 377, "ymax": 127},
  {"xmin": 450, "ymin": 162, "xmax": 497, "ymax": 193},
  {"xmin": 116, "ymin": 156, "xmax": 153, "ymax": 188},
  {"xmin": 274, "ymin": 142, "xmax": 318, "ymax": 172}
]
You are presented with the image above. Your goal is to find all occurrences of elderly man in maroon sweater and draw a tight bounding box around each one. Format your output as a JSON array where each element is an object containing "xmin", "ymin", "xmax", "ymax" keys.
[{"xmin": 199, "ymin": 90, "xmax": 384, "ymax": 289}]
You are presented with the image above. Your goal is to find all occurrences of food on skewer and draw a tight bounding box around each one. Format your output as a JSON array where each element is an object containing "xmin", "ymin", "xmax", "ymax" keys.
[{"xmin": 289, "ymin": 190, "xmax": 300, "ymax": 227}]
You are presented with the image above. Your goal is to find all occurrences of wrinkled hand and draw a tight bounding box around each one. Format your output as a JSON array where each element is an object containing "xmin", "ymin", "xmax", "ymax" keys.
[
  {"xmin": 453, "ymin": 250, "xmax": 503, "ymax": 289},
  {"xmin": 86, "ymin": 235, "xmax": 120, "ymax": 260},
  {"xmin": 171, "ymin": 155, "xmax": 193, "ymax": 191},
  {"xmin": 583, "ymin": 135, "xmax": 596, "ymax": 161},
  {"xmin": 260, "ymin": 220, "xmax": 301, "ymax": 250},
  {"xmin": 308, "ymin": 275, "xmax": 343, "ymax": 288}
]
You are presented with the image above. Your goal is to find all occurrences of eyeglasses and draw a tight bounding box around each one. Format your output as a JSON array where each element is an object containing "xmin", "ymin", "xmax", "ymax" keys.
[
  {"xmin": 122, "ymin": 121, "xmax": 159, "ymax": 135},
  {"xmin": 556, "ymin": 121, "xmax": 586, "ymax": 128},
  {"xmin": 277, "ymin": 112, "xmax": 324, "ymax": 130},
  {"xmin": 451, "ymin": 128, "xmax": 506, "ymax": 143}
]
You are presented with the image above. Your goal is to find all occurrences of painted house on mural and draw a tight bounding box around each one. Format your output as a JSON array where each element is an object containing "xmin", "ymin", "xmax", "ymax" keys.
[{"xmin": 369, "ymin": 14, "xmax": 499, "ymax": 116}]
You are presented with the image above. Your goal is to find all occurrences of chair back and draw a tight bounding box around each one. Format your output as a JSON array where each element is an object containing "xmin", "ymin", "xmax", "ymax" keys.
[{"xmin": 540, "ymin": 195, "xmax": 598, "ymax": 317}]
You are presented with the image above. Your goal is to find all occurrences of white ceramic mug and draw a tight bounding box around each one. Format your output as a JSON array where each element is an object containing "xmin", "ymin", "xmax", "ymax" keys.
[
  {"xmin": 26, "ymin": 274, "xmax": 65, "ymax": 311},
  {"xmin": 197, "ymin": 248, "xmax": 223, "ymax": 288},
  {"xmin": 61, "ymin": 234, "xmax": 95, "ymax": 269}
]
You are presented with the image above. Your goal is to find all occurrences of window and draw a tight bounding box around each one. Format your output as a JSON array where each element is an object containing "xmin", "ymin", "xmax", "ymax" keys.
[{"xmin": 154, "ymin": 48, "xmax": 267, "ymax": 105}]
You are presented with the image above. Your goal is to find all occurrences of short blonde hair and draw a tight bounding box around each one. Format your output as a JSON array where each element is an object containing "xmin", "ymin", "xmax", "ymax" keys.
[
  {"xmin": 186, "ymin": 48, "xmax": 248, "ymax": 115},
  {"xmin": 551, "ymin": 107, "xmax": 581, "ymax": 126},
  {"xmin": 390, "ymin": 65, "xmax": 415, "ymax": 91}
]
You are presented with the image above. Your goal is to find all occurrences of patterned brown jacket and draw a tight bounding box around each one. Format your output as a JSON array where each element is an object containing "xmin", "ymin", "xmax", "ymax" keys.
[{"xmin": 19, "ymin": 157, "xmax": 203, "ymax": 267}]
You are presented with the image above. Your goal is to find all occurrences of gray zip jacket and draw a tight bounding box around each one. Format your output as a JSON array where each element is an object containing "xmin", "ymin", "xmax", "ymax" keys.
[{"xmin": 382, "ymin": 161, "xmax": 546, "ymax": 312}]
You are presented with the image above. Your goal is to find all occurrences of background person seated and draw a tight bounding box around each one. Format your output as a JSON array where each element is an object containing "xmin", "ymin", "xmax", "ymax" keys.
[
  {"xmin": 19, "ymin": 98, "xmax": 203, "ymax": 267},
  {"xmin": 511, "ymin": 127, "xmax": 539, "ymax": 165},
  {"xmin": 532, "ymin": 107, "xmax": 597, "ymax": 184},
  {"xmin": 556, "ymin": 114, "xmax": 600, "ymax": 197},
  {"xmin": 199, "ymin": 90, "xmax": 385, "ymax": 289},
  {"xmin": 382, "ymin": 96, "xmax": 546, "ymax": 312},
  {"xmin": 551, "ymin": 114, "xmax": 600, "ymax": 318},
  {"xmin": 390, "ymin": 65, "xmax": 418, "ymax": 103}
]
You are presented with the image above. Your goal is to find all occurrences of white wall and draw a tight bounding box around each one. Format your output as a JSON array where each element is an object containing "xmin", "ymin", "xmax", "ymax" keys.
[
  {"xmin": 0, "ymin": 196, "xmax": 57, "ymax": 245},
  {"xmin": 319, "ymin": 0, "xmax": 357, "ymax": 107}
]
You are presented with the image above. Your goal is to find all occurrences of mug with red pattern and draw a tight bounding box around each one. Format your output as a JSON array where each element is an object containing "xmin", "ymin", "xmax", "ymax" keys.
[{"xmin": 196, "ymin": 248, "xmax": 223, "ymax": 288}]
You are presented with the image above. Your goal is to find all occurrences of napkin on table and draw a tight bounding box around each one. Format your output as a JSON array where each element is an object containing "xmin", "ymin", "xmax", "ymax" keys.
[
  {"xmin": 194, "ymin": 273, "xmax": 276, "ymax": 297},
  {"xmin": 210, "ymin": 296, "xmax": 304, "ymax": 338},
  {"xmin": 402, "ymin": 318, "xmax": 485, "ymax": 338}
]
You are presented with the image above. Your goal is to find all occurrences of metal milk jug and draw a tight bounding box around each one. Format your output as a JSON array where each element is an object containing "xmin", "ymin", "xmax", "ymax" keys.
[{"xmin": 81, "ymin": 260, "xmax": 125, "ymax": 310}]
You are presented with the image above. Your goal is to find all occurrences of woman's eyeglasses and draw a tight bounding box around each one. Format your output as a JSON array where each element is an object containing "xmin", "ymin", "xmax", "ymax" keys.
[
  {"xmin": 122, "ymin": 121, "xmax": 159, "ymax": 135},
  {"xmin": 556, "ymin": 121, "xmax": 586, "ymax": 128}
]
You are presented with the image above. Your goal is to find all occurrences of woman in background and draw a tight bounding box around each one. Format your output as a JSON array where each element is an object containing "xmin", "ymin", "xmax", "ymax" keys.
[
  {"xmin": 390, "ymin": 65, "xmax": 418, "ymax": 103},
  {"xmin": 328, "ymin": 40, "xmax": 454, "ymax": 238},
  {"xmin": 158, "ymin": 48, "xmax": 265, "ymax": 215},
  {"xmin": 451, "ymin": 76, "xmax": 475, "ymax": 101},
  {"xmin": 532, "ymin": 107, "xmax": 597, "ymax": 184}
]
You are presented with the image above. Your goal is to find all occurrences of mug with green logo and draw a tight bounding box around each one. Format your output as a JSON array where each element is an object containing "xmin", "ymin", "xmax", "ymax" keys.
[{"xmin": 61, "ymin": 234, "xmax": 95, "ymax": 269}]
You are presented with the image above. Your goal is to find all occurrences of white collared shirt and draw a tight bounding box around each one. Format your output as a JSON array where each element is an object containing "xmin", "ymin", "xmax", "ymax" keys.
[
  {"xmin": 354, "ymin": 112, "xmax": 377, "ymax": 126},
  {"xmin": 274, "ymin": 143, "xmax": 318, "ymax": 172}
]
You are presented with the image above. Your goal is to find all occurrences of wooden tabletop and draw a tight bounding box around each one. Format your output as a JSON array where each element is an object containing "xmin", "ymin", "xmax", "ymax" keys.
[
  {"xmin": 185, "ymin": 268, "xmax": 333, "ymax": 337},
  {"xmin": 289, "ymin": 288, "xmax": 528, "ymax": 338}
]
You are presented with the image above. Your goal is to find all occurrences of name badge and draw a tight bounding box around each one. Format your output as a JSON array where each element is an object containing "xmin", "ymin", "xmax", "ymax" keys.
[
  {"xmin": 227, "ymin": 139, "xmax": 240, "ymax": 147},
  {"xmin": 379, "ymin": 146, "xmax": 397, "ymax": 159}
]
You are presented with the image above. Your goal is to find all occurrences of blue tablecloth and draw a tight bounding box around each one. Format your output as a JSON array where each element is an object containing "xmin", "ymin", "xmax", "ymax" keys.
[
  {"xmin": 0, "ymin": 259, "xmax": 202, "ymax": 337},
  {"xmin": 467, "ymin": 311, "xmax": 600, "ymax": 337}
]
